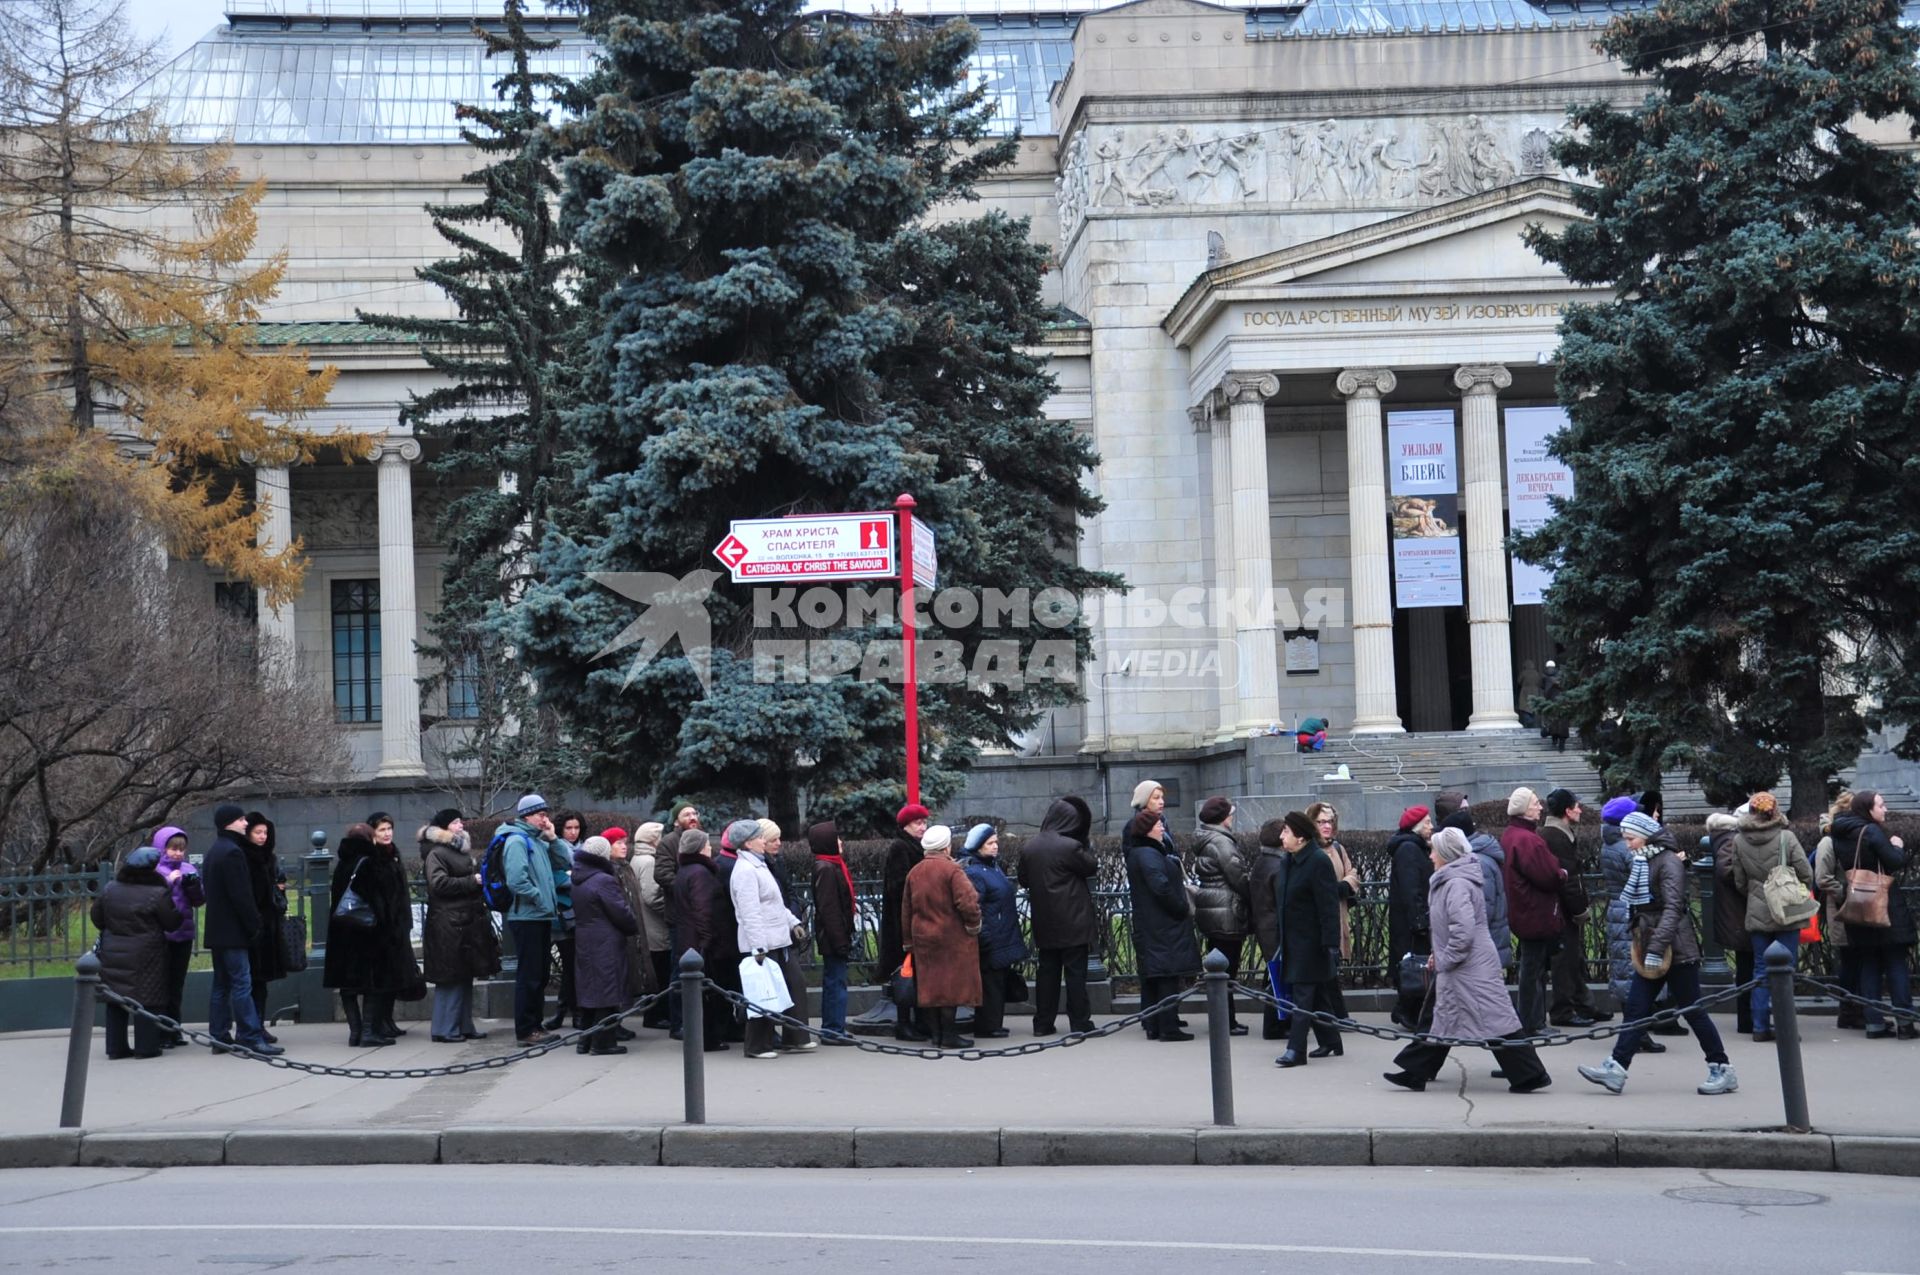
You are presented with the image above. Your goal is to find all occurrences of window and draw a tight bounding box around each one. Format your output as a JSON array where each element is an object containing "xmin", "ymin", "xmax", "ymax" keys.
[
  {"xmin": 331, "ymin": 579, "xmax": 381, "ymax": 723},
  {"xmin": 445, "ymin": 653, "xmax": 482, "ymax": 721}
]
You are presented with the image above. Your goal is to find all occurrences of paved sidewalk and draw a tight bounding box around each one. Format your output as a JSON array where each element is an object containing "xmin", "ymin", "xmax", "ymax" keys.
[{"xmin": 8, "ymin": 1011, "xmax": 1916, "ymax": 1138}]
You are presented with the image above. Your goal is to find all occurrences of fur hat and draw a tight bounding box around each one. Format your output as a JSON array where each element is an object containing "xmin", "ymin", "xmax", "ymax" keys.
[
  {"xmin": 1507, "ymin": 787, "xmax": 1539, "ymax": 817},
  {"xmin": 1198, "ymin": 795, "xmax": 1233, "ymax": 825},
  {"xmin": 431, "ymin": 808, "xmax": 463, "ymax": 830}
]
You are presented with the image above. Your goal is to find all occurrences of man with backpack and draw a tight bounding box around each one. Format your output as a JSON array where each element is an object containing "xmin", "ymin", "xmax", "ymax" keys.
[{"xmin": 499, "ymin": 794, "xmax": 569, "ymax": 1044}]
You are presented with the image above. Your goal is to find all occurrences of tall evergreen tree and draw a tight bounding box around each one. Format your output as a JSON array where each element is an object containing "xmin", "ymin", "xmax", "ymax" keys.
[
  {"xmin": 521, "ymin": 0, "xmax": 1119, "ymax": 829},
  {"xmin": 1522, "ymin": 0, "xmax": 1920, "ymax": 813},
  {"xmin": 361, "ymin": 0, "xmax": 590, "ymax": 809}
]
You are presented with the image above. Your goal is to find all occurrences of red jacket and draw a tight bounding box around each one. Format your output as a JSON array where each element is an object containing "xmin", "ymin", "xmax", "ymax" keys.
[{"xmin": 1501, "ymin": 816, "xmax": 1566, "ymax": 940}]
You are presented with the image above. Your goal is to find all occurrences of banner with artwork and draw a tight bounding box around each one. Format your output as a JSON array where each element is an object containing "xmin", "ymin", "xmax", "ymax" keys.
[
  {"xmin": 1387, "ymin": 409, "xmax": 1462, "ymax": 608},
  {"xmin": 1503, "ymin": 406, "xmax": 1574, "ymax": 606}
]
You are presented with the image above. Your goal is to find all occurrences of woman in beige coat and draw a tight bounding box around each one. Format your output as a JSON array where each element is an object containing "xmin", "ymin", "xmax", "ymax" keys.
[{"xmin": 1305, "ymin": 801, "xmax": 1360, "ymax": 1019}]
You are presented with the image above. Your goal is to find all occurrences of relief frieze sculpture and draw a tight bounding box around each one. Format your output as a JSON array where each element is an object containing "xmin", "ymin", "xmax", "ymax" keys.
[{"xmin": 1057, "ymin": 114, "xmax": 1568, "ymax": 235}]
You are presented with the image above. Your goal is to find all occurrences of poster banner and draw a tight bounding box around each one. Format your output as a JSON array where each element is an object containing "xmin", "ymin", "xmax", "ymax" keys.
[
  {"xmin": 1503, "ymin": 406, "xmax": 1574, "ymax": 606},
  {"xmin": 1387, "ymin": 409, "xmax": 1462, "ymax": 608}
]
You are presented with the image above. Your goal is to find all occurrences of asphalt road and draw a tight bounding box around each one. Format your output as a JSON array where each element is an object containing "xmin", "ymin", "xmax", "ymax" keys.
[{"xmin": 0, "ymin": 1165, "xmax": 1915, "ymax": 1272}]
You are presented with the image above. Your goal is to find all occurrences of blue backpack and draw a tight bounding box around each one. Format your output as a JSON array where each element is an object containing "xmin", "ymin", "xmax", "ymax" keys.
[{"xmin": 480, "ymin": 829, "xmax": 517, "ymax": 914}]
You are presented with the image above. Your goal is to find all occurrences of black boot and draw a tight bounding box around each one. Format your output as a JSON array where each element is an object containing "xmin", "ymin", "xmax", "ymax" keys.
[
  {"xmin": 377, "ymin": 996, "xmax": 407, "ymax": 1038},
  {"xmin": 359, "ymin": 994, "xmax": 394, "ymax": 1047},
  {"xmin": 341, "ymin": 994, "xmax": 364, "ymax": 1048},
  {"xmin": 590, "ymin": 1022, "xmax": 629, "ymax": 1056}
]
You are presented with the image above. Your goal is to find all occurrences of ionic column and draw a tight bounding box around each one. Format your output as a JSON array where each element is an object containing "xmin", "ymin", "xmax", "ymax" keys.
[
  {"xmin": 254, "ymin": 463, "xmax": 296, "ymax": 678},
  {"xmin": 1455, "ymin": 364, "xmax": 1521, "ymax": 731},
  {"xmin": 376, "ymin": 437, "xmax": 427, "ymax": 779},
  {"xmin": 1337, "ymin": 368, "xmax": 1404, "ymax": 734},
  {"xmin": 1224, "ymin": 374, "xmax": 1281, "ymax": 732},
  {"xmin": 1193, "ymin": 402, "xmax": 1237, "ymax": 742}
]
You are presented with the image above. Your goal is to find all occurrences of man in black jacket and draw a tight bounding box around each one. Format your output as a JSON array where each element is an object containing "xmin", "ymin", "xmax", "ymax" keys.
[
  {"xmin": 1543, "ymin": 789, "xmax": 1607, "ymax": 1027},
  {"xmin": 201, "ymin": 804, "xmax": 282, "ymax": 1055},
  {"xmin": 1017, "ymin": 795, "xmax": 1099, "ymax": 1036}
]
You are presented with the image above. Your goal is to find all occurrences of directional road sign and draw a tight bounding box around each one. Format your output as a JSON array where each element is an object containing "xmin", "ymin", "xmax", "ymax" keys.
[{"xmin": 710, "ymin": 513, "xmax": 898, "ymax": 582}]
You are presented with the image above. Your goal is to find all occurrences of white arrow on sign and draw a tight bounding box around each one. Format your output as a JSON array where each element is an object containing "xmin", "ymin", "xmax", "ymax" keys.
[{"xmin": 711, "ymin": 513, "xmax": 899, "ymax": 583}]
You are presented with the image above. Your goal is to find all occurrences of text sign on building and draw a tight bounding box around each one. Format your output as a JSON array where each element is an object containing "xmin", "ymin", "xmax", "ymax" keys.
[
  {"xmin": 1387, "ymin": 409, "xmax": 1464, "ymax": 608},
  {"xmin": 1503, "ymin": 406, "xmax": 1574, "ymax": 606},
  {"xmin": 711, "ymin": 513, "xmax": 897, "ymax": 582}
]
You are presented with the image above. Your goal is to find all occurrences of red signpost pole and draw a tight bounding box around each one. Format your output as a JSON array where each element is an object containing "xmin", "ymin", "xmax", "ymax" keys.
[{"xmin": 895, "ymin": 493, "xmax": 920, "ymax": 806}]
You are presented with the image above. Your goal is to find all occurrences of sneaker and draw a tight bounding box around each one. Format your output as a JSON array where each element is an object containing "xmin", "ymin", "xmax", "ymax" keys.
[
  {"xmin": 1577, "ymin": 1057, "xmax": 1629, "ymax": 1094},
  {"xmin": 746, "ymin": 1049, "xmax": 779, "ymax": 1059},
  {"xmin": 789, "ymin": 1039, "xmax": 819, "ymax": 1052},
  {"xmin": 1698, "ymin": 1062, "xmax": 1738, "ymax": 1095}
]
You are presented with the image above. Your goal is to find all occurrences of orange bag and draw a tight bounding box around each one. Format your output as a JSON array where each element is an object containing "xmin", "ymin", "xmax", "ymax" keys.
[{"xmin": 1799, "ymin": 910, "xmax": 1822, "ymax": 945}]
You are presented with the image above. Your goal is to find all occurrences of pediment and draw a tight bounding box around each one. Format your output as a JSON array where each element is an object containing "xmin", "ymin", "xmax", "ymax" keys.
[{"xmin": 1163, "ymin": 176, "xmax": 1592, "ymax": 346}]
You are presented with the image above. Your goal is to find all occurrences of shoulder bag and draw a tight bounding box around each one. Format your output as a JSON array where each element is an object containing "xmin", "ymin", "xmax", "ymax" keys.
[
  {"xmin": 1762, "ymin": 832, "xmax": 1819, "ymax": 929},
  {"xmin": 1836, "ymin": 831, "xmax": 1893, "ymax": 929},
  {"xmin": 331, "ymin": 860, "xmax": 378, "ymax": 930},
  {"xmin": 889, "ymin": 954, "xmax": 917, "ymax": 1009}
]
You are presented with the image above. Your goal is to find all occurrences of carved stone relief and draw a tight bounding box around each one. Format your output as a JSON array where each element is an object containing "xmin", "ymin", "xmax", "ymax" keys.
[
  {"xmin": 291, "ymin": 485, "xmax": 445, "ymax": 550},
  {"xmin": 1057, "ymin": 113, "xmax": 1573, "ymax": 232}
]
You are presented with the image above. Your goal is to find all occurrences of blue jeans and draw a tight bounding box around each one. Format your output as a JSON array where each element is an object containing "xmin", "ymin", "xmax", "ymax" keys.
[
  {"xmin": 819, "ymin": 955, "xmax": 849, "ymax": 1035},
  {"xmin": 207, "ymin": 946, "xmax": 267, "ymax": 1048},
  {"xmin": 1860, "ymin": 948, "xmax": 1915, "ymax": 1030},
  {"xmin": 508, "ymin": 920, "xmax": 553, "ymax": 1039},
  {"xmin": 1610, "ymin": 961, "xmax": 1727, "ymax": 1068},
  {"xmin": 1749, "ymin": 931, "xmax": 1799, "ymax": 1032}
]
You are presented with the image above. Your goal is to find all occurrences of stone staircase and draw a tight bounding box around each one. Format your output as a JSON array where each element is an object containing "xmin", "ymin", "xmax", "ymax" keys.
[{"xmin": 1313, "ymin": 730, "xmax": 1920, "ymax": 816}]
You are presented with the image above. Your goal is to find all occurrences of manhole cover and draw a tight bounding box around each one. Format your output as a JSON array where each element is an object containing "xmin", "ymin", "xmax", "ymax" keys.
[{"xmin": 1664, "ymin": 1186, "xmax": 1826, "ymax": 1208}]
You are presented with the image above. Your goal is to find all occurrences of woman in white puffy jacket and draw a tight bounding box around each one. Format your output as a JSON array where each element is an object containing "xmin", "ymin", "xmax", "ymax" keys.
[{"xmin": 728, "ymin": 819, "xmax": 815, "ymax": 1059}]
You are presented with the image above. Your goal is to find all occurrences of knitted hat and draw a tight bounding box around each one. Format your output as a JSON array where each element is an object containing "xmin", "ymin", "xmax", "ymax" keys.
[
  {"xmin": 431, "ymin": 808, "xmax": 463, "ymax": 830},
  {"xmin": 1398, "ymin": 805, "xmax": 1430, "ymax": 832},
  {"xmin": 601, "ymin": 826, "xmax": 629, "ymax": 844},
  {"xmin": 213, "ymin": 803, "xmax": 246, "ymax": 828},
  {"xmin": 1432, "ymin": 827, "xmax": 1471, "ymax": 863},
  {"xmin": 635, "ymin": 823, "xmax": 663, "ymax": 847},
  {"xmin": 516, "ymin": 793, "xmax": 548, "ymax": 817},
  {"xmin": 1620, "ymin": 811, "xmax": 1661, "ymax": 841},
  {"xmin": 1198, "ymin": 795, "xmax": 1233, "ymax": 825},
  {"xmin": 1748, "ymin": 791, "xmax": 1779, "ymax": 816},
  {"xmin": 807, "ymin": 821, "xmax": 839, "ymax": 856},
  {"xmin": 963, "ymin": 823, "xmax": 997, "ymax": 853},
  {"xmin": 1130, "ymin": 780, "xmax": 1163, "ymax": 810},
  {"xmin": 669, "ymin": 801, "xmax": 695, "ymax": 824},
  {"xmin": 1601, "ymin": 796, "xmax": 1639, "ymax": 822},
  {"xmin": 724, "ymin": 818, "xmax": 762, "ymax": 851},
  {"xmin": 896, "ymin": 803, "xmax": 931, "ymax": 827},
  {"xmin": 921, "ymin": 824, "xmax": 953, "ymax": 853},
  {"xmin": 580, "ymin": 835, "xmax": 612, "ymax": 858},
  {"xmin": 1507, "ymin": 787, "xmax": 1539, "ymax": 817}
]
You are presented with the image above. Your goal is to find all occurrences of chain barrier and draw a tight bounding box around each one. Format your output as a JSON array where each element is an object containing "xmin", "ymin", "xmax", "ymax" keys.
[
  {"xmin": 705, "ymin": 982, "xmax": 1206, "ymax": 1061},
  {"xmin": 1792, "ymin": 973, "xmax": 1920, "ymax": 1024},
  {"xmin": 1235, "ymin": 977, "xmax": 1765, "ymax": 1051},
  {"xmin": 93, "ymin": 986, "xmax": 672, "ymax": 1080}
]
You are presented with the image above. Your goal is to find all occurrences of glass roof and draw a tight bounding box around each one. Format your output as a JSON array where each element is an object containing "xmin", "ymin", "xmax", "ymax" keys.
[
  {"xmin": 130, "ymin": 12, "xmax": 1072, "ymax": 144},
  {"xmin": 1270, "ymin": 0, "xmax": 1654, "ymax": 35}
]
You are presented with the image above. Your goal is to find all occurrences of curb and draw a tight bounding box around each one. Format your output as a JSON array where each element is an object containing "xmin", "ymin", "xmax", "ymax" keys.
[{"xmin": 3, "ymin": 1126, "xmax": 1917, "ymax": 1175}]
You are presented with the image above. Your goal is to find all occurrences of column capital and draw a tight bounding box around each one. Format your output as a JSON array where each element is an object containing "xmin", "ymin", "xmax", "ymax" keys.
[
  {"xmin": 1452, "ymin": 364, "xmax": 1514, "ymax": 396},
  {"xmin": 1187, "ymin": 403, "xmax": 1216, "ymax": 433},
  {"xmin": 1220, "ymin": 372, "xmax": 1279, "ymax": 407},
  {"xmin": 377, "ymin": 436, "xmax": 423, "ymax": 464},
  {"xmin": 1335, "ymin": 368, "xmax": 1397, "ymax": 400}
]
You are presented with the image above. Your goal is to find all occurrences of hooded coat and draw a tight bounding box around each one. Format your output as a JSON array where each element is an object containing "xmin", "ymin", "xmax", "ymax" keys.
[
  {"xmin": 1831, "ymin": 813, "xmax": 1915, "ymax": 947},
  {"xmin": 1387, "ymin": 828, "xmax": 1433, "ymax": 960},
  {"xmin": 1189, "ymin": 823, "xmax": 1250, "ymax": 940},
  {"xmin": 1125, "ymin": 826, "xmax": 1202, "ymax": 978},
  {"xmin": 1428, "ymin": 853, "xmax": 1522, "ymax": 1040},
  {"xmin": 91, "ymin": 862, "xmax": 183, "ymax": 1007},
  {"xmin": 152, "ymin": 826, "xmax": 203, "ymax": 945},
  {"xmin": 1729, "ymin": 809, "xmax": 1814, "ymax": 935},
  {"xmin": 1017, "ymin": 797, "xmax": 1099, "ymax": 950},
  {"xmin": 322, "ymin": 832, "xmax": 421, "ymax": 994},
  {"xmin": 570, "ymin": 849, "xmax": 638, "ymax": 1010},
  {"xmin": 962, "ymin": 850, "xmax": 1027, "ymax": 970},
  {"xmin": 1600, "ymin": 814, "xmax": 1635, "ymax": 998},
  {"xmin": 243, "ymin": 818, "xmax": 290, "ymax": 983},
  {"xmin": 811, "ymin": 853, "xmax": 856, "ymax": 960},
  {"xmin": 421, "ymin": 826, "xmax": 501, "ymax": 985},
  {"xmin": 901, "ymin": 854, "xmax": 983, "ymax": 1008},
  {"xmin": 1501, "ymin": 815, "xmax": 1565, "ymax": 941}
]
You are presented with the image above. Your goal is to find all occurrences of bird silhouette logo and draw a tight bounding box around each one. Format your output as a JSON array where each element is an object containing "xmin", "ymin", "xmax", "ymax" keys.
[{"xmin": 589, "ymin": 570, "xmax": 723, "ymax": 691}]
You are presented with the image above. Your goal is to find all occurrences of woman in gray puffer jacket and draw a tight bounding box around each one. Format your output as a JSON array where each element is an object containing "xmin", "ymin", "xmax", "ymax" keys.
[
  {"xmin": 1188, "ymin": 796, "xmax": 1250, "ymax": 1035},
  {"xmin": 1599, "ymin": 796, "xmax": 1639, "ymax": 1005}
]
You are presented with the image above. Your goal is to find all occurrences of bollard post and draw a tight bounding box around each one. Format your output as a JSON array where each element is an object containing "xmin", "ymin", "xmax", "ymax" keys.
[
  {"xmin": 60, "ymin": 951, "xmax": 102, "ymax": 1129},
  {"xmin": 1202, "ymin": 948, "xmax": 1235, "ymax": 1127},
  {"xmin": 680, "ymin": 949, "xmax": 706, "ymax": 1125},
  {"xmin": 1765, "ymin": 940, "xmax": 1810, "ymax": 1133}
]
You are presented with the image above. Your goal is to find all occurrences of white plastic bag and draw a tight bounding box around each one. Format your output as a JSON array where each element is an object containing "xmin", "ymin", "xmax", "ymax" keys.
[{"xmin": 739, "ymin": 953, "xmax": 795, "ymax": 1018}]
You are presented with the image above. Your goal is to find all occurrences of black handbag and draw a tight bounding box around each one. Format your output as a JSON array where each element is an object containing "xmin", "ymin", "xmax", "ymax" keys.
[
  {"xmin": 279, "ymin": 915, "xmax": 309, "ymax": 972},
  {"xmin": 332, "ymin": 862, "xmax": 378, "ymax": 929},
  {"xmin": 1003, "ymin": 967, "xmax": 1029, "ymax": 1005},
  {"xmin": 889, "ymin": 957, "xmax": 916, "ymax": 1008},
  {"xmin": 1395, "ymin": 951, "xmax": 1430, "ymax": 1025}
]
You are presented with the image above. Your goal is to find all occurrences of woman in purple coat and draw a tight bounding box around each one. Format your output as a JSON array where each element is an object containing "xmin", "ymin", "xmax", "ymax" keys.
[
  {"xmin": 152, "ymin": 826, "xmax": 203, "ymax": 1047},
  {"xmin": 570, "ymin": 836, "xmax": 639, "ymax": 1056},
  {"xmin": 1382, "ymin": 827, "xmax": 1551, "ymax": 1093}
]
